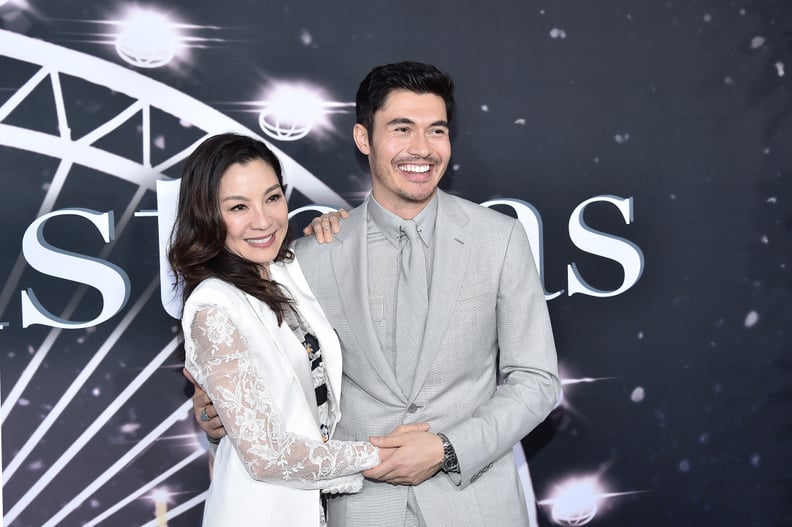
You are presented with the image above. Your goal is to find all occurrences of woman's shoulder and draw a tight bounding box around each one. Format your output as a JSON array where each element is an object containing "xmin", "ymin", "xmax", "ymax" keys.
[
  {"xmin": 190, "ymin": 277, "xmax": 240, "ymax": 297},
  {"xmin": 185, "ymin": 278, "xmax": 246, "ymax": 314},
  {"xmin": 270, "ymin": 255, "xmax": 302, "ymax": 283}
]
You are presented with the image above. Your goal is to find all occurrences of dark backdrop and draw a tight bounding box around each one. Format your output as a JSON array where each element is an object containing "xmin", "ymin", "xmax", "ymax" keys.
[{"xmin": 1, "ymin": 1, "xmax": 790, "ymax": 526}]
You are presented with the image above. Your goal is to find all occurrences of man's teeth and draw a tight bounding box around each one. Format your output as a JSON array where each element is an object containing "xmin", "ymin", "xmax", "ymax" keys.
[{"xmin": 401, "ymin": 164, "xmax": 430, "ymax": 173}]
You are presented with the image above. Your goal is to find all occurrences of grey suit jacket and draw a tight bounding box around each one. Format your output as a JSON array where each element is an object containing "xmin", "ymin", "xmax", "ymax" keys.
[{"xmin": 294, "ymin": 190, "xmax": 560, "ymax": 527}]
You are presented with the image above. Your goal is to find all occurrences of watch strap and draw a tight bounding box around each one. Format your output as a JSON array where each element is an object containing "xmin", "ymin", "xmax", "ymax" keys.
[{"xmin": 437, "ymin": 432, "xmax": 459, "ymax": 473}]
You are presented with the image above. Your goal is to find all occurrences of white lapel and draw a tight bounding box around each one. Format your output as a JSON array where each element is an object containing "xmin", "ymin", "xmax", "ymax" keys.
[
  {"xmin": 242, "ymin": 288, "xmax": 320, "ymax": 430},
  {"xmin": 271, "ymin": 259, "xmax": 344, "ymax": 430}
]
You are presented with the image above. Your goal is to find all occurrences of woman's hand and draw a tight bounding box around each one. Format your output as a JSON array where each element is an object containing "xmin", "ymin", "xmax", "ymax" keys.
[
  {"xmin": 302, "ymin": 208, "xmax": 349, "ymax": 243},
  {"xmin": 184, "ymin": 368, "xmax": 225, "ymax": 441}
]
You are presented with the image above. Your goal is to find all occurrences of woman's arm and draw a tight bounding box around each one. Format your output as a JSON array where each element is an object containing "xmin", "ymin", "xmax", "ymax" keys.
[{"xmin": 185, "ymin": 304, "xmax": 379, "ymax": 490}]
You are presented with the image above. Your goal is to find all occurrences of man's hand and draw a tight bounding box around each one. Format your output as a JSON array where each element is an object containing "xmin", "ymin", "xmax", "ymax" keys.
[
  {"xmin": 184, "ymin": 368, "xmax": 226, "ymax": 441},
  {"xmin": 373, "ymin": 423, "xmax": 429, "ymax": 464},
  {"xmin": 302, "ymin": 208, "xmax": 349, "ymax": 243},
  {"xmin": 363, "ymin": 431, "xmax": 443, "ymax": 486}
]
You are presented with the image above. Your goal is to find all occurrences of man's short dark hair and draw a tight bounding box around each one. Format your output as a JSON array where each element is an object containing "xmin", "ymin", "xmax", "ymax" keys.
[{"xmin": 355, "ymin": 61, "xmax": 455, "ymax": 136}]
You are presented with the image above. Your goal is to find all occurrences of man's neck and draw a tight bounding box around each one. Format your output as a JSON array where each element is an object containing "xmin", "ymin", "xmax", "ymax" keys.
[{"xmin": 370, "ymin": 191, "xmax": 437, "ymax": 220}]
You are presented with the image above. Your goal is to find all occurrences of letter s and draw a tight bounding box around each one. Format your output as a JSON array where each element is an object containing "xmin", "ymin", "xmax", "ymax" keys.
[
  {"xmin": 21, "ymin": 209, "xmax": 130, "ymax": 328},
  {"xmin": 567, "ymin": 195, "xmax": 644, "ymax": 297}
]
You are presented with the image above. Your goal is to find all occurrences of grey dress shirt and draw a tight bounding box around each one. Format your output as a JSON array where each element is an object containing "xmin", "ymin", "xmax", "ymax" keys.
[{"xmin": 365, "ymin": 193, "xmax": 438, "ymax": 527}]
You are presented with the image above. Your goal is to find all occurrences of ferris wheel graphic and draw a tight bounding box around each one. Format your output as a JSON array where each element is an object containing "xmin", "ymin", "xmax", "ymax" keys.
[{"xmin": 0, "ymin": 28, "xmax": 350, "ymax": 526}]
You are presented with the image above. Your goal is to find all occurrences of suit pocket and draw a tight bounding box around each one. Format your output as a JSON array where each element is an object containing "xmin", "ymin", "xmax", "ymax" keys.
[{"xmin": 456, "ymin": 280, "xmax": 491, "ymax": 301}]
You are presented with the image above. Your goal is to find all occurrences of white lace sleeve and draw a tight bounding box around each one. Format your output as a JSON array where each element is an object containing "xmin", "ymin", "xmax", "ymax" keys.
[{"xmin": 185, "ymin": 304, "xmax": 379, "ymax": 490}]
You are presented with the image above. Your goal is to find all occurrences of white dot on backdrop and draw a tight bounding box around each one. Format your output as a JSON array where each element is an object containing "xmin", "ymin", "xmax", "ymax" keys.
[
  {"xmin": 679, "ymin": 459, "xmax": 691, "ymax": 472},
  {"xmin": 631, "ymin": 386, "xmax": 645, "ymax": 402},
  {"xmin": 121, "ymin": 423, "xmax": 141, "ymax": 434},
  {"xmin": 744, "ymin": 311, "xmax": 759, "ymax": 327},
  {"xmin": 549, "ymin": 28, "xmax": 567, "ymax": 39}
]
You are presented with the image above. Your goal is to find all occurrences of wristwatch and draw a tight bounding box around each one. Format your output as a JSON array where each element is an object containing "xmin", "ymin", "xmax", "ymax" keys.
[{"xmin": 437, "ymin": 433, "xmax": 459, "ymax": 473}]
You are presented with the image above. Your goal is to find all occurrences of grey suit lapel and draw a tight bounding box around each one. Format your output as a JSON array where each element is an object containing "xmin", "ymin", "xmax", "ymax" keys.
[
  {"xmin": 331, "ymin": 199, "xmax": 407, "ymax": 401},
  {"xmin": 408, "ymin": 191, "xmax": 471, "ymax": 399}
]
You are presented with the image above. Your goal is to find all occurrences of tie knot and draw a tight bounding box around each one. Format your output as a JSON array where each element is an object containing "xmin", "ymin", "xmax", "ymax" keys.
[{"xmin": 400, "ymin": 220, "xmax": 420, "ymax": 241}]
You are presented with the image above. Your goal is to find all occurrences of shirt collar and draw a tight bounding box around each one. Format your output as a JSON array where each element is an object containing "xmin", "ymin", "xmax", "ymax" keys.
[{"xmin": 367, "ymin": 193, "xmax": 438, "ymax": 249}]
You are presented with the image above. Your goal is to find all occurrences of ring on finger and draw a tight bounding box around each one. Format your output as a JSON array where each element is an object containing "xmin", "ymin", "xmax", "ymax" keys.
[{"xmin": 200, "ymin": 408, "xmax": 211, "ymax": 422}]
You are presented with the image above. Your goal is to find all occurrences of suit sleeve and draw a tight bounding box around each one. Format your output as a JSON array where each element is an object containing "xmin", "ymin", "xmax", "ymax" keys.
[
  {"xmin": 184, "ymin": 303, "xmax": 380, "ymax": 491},
  {"xmin": 442, "ymin": 219, "xmax": 561, "ymax": 489}
]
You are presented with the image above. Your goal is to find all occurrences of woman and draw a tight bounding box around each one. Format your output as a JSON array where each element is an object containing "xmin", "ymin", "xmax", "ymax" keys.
[{"xmin": 168, "ymin": 133, "xmax": 380, "ymax": 526}]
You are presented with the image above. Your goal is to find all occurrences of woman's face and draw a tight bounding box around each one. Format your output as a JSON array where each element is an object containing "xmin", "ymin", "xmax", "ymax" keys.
[{"xmin": 218, "ymin": 159, "xmax": 288, "ymax": 275}]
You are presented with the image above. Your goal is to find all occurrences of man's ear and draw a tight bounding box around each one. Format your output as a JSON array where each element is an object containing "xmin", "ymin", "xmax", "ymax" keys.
[{"xmin": 353, "ymin": 123, "xmax": 371, "ymax": 155}]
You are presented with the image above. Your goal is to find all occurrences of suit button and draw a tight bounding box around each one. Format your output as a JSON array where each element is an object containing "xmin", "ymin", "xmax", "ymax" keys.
[{"xmin": 407, "ymin": 403, "xmax": 419, "ymax": 413}]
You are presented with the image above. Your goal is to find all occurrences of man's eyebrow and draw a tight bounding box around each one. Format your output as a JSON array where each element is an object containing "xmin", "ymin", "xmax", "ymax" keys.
[
  {"xmin": 385, "ymin": 117, "xmax": 449, "ymax": 128},
  {"xmin": 386, "ymin": 117, "xmax": 415, "ymax": 127}
]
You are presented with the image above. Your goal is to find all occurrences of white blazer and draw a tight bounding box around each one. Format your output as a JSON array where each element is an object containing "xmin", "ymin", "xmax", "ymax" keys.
[{"xmin": 182, "ymin": 257, "xmax": 346, "ymax": 527}]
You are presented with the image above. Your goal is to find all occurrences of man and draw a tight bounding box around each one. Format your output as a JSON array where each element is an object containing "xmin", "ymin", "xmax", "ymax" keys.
[{"xmin": 195, "ymin": 61, "xmax": 560, "ymax": 526}]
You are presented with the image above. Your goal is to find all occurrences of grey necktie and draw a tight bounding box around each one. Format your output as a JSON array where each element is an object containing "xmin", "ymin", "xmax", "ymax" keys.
[{"xmin": 395, "ymin": 219, "xmax": 428, "ymax": 394}]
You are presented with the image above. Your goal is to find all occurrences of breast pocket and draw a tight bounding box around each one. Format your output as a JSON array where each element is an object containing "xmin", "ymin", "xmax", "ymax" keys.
[
  {"xmin": 453, "ymin": 281, "xmax": 493, "ymax": 325},
  {"xmin": 456, "ymin": 280, "xmax": 491, "ymax": 301}
]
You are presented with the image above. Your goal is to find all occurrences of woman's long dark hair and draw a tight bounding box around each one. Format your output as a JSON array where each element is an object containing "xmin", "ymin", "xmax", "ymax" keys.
[{"xmin": 168, "ymin": 133, "xmax": 294, "ymax": 324}]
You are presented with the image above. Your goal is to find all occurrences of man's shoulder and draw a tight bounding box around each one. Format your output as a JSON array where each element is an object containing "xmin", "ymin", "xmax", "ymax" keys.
[
  {"xmin": 293, "ymin": 202, "xmax": 366, "ymax": 257},
  {"xmin": 439, "ymin": 191, "xmax": 518, "ymax": 230}
]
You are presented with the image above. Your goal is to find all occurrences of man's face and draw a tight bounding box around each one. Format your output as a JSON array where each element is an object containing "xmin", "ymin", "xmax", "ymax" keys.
[{"xmin": 353, "ymin": 89, "xmax": 451, "ymax": 218}]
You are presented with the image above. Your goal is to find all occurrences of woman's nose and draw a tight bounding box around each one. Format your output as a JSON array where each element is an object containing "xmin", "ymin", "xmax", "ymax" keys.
[{"xmin": 250, "ymin": 206, "xmax": 272, "ymax": 229}]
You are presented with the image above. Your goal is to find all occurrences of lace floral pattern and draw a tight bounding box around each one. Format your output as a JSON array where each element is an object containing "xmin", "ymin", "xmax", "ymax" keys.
[{"xmin": 185, "ymin": 304, "xmax": 379, "ymax": 491}]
